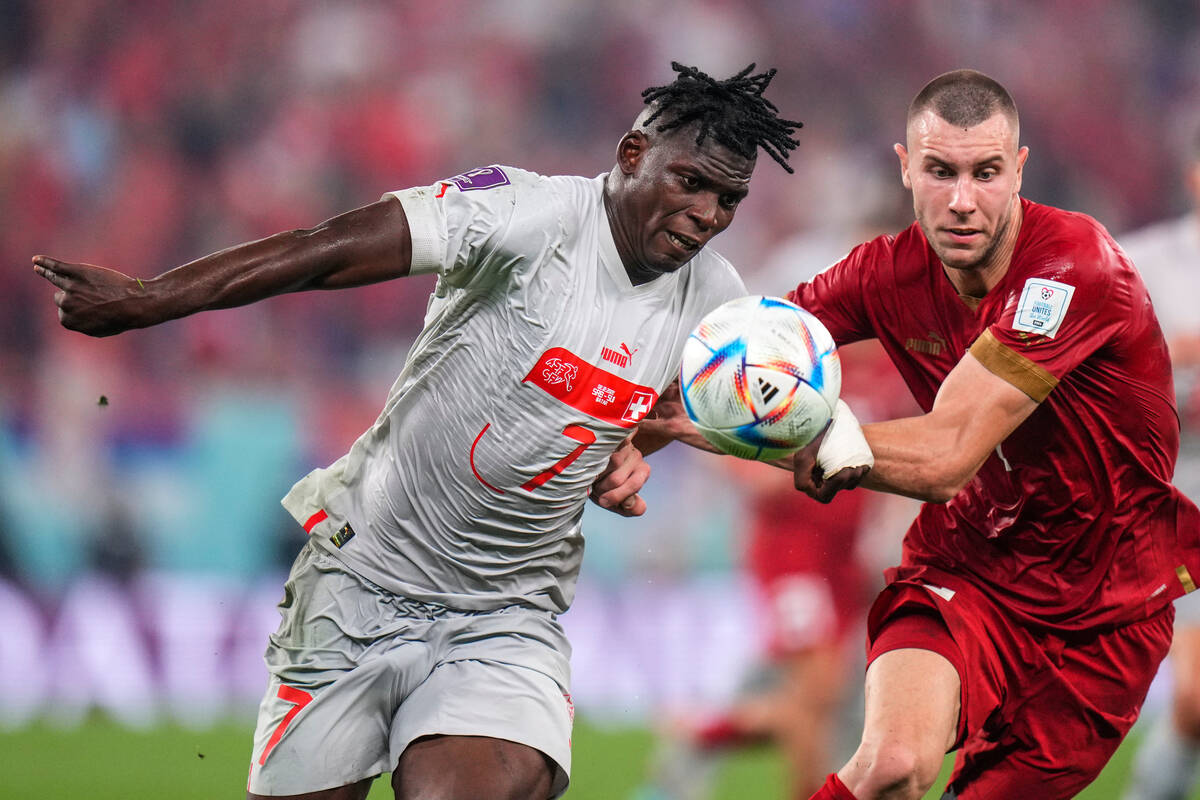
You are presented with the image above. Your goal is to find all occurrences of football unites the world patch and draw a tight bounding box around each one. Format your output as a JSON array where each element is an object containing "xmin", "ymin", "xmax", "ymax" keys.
[{"xmin": 1012, "ymin": 278, "xmax": 1075, "ymax": 338}]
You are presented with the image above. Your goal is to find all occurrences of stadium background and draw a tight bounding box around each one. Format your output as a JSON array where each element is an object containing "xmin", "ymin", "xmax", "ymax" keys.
[{"xmin": 1, "ymin": 1, "xmax": 1198, "ymax": 797}]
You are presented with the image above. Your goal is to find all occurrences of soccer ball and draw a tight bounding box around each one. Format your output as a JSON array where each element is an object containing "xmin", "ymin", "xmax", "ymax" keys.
[{"xmin": 679, "ymin": 295, "xmax": 840, "ymax": 461}]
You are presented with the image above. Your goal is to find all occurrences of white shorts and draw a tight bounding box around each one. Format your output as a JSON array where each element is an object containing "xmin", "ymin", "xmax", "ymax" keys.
[{"xmin": 246, "ymin": 542, "xmax": 574, "ymax": 797}]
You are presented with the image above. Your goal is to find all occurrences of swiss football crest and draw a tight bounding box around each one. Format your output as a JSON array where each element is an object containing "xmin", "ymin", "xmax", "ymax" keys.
[{"xmin": 541, "ymin": 357, "xmax": 578, "ymax": 392}]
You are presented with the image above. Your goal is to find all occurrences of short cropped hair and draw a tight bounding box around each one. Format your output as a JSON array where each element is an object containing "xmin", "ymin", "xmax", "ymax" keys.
[{"xmin": 908, "ymin": 69, "xmax": 1019, "ymax": 130}]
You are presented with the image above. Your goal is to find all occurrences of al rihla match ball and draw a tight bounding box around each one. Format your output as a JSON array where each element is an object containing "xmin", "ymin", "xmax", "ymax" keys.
[{"xmin": 679, "ymin": 295, "xmax": 840, "ymax": 461}]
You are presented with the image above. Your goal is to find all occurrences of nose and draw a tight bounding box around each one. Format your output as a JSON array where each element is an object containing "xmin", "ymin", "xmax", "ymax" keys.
[
  {"xmin": 689, "ymin": 192, "xmax": 720, "ymax": 231},
  {"xmin": 949, "ymin": 175, "xmax": 976, "ymax": 215}
]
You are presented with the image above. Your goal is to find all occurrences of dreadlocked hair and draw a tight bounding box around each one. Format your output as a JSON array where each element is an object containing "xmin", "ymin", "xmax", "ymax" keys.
[{"xmin": 639, "ymin": 62, "xmax": 802, "ymax": 173}]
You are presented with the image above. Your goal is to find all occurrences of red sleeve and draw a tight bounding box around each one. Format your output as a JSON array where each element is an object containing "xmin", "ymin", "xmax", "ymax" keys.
[
  {"xmin": 786, "ymin": 239, "xmax": 887, "ymax": 346},
  {"xmin": 979, "ymin": 232, "xmax": 1123, "ymax": 389}
]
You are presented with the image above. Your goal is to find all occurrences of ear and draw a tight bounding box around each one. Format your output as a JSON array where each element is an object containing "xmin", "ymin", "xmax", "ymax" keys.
[
  {"xmin": 617, "ymin": 131, "xmax": 649, "ymax": 176},
  {"xmin": 1014, "ymin": 145, "xmax": 1030, "ymax": 194},
  {"xmin": 894, "ymin": 143, "xmax": 912, "ymax": 189}
]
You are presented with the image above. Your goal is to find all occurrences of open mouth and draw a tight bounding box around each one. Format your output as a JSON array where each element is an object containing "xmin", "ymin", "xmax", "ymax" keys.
[
  {"xmin": 943, "ymin": 227, "xmax": 982, "ymax": 243},
  {"xmin": 667, "ymin": 231, "xmax": 700, "ymax": 252}
]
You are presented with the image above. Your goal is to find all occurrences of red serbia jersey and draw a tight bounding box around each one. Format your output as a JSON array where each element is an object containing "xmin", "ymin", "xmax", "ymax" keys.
[{"xmin": 789, "ymin": 198, "xmax": 1200, "ymax": 633}]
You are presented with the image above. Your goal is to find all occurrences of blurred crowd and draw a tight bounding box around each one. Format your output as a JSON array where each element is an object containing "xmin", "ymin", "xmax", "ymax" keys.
[{"xmin": 1, "ymin": 0, "xmax": 1198, "ymax": 591}]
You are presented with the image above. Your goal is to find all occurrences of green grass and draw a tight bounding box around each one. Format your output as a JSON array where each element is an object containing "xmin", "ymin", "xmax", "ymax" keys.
[{"xmin": 0, "ymin": 714, "xmax": 1192, "ymax": 799}]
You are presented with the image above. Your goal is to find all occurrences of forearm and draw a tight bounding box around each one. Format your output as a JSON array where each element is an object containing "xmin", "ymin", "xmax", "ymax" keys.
[
  {"xmin": 632, "ymin": 414, "xmax": 716, "ymax": 457},
  {"xmin": 143, "ymin": 201, "xmax": 411, "ymax": 324},
  {"xmin": 857, "ymin": 417, "xmax": 970, "ymax": 502},
  {"xmin": 37, "ymin": 198, "xmax": 411, "ymax": 337}
]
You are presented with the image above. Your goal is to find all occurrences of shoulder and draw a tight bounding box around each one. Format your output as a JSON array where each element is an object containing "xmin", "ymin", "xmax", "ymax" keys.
[
  {"xmin": 1017, "ymin": 200, "xmax": 1131, "ymax": 288},
  {"xmin": 843, "ymin": 226, "xmax": 925, "ymax": 276},
  {"xmin": 825, "ymin": 228, "xmax": 915, "ymax": 291}
]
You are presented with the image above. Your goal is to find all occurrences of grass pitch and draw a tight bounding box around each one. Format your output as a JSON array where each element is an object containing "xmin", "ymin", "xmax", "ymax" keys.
[{"xmin": 0, "ymin": 714, "xmax": 1185, "ymax": 799}]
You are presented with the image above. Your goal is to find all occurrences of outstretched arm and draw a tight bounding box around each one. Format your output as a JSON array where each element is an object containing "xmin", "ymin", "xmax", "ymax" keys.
[
  {"xmin": 33, "ymin": 197, "xmax": 412, "ymax": 337},
  {"xmin": 795, "ymin": 352, "xmax": 1037, "ymax": 503}
]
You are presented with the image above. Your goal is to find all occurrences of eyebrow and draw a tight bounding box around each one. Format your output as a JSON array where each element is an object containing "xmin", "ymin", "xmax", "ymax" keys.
[
  {"xmin": 923, "ymin": 154, "xmax": 1005, "ymax": 170},
  {"xmin": 676, "ymin": 164, "xmax": 752, "ymax": 198}
]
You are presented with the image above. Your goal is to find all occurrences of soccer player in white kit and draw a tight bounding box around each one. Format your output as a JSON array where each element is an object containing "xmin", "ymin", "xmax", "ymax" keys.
[
  {"xmin": 1121, "ymin": 126, "xmax": 1200, "ymax": 800},
  {"xmin": 33, "ymin": 63, "xmax": 801, "ymax": 800}
]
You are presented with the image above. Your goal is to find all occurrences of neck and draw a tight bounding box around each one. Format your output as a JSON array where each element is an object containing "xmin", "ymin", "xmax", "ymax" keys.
[{"xmin": 602, "ymin": 171, "xmax": 657, "ymax": 285}]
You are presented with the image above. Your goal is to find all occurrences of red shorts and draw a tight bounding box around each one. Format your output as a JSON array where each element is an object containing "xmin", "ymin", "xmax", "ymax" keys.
[{"xmin": 866, "ymin": 570, "xmax": 1174, "ymax": 799}]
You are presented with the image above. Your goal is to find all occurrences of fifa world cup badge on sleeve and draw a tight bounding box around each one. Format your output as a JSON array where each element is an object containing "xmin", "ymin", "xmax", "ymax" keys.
[{"xmin": 1013, "ymin": 278, "xmax": 1075, "ymax": 338}]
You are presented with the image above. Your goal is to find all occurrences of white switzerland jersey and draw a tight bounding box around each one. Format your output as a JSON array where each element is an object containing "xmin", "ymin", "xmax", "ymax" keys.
[{"xmin": 281, "ymin": 166, "xmax": 745, "ymax": 613}]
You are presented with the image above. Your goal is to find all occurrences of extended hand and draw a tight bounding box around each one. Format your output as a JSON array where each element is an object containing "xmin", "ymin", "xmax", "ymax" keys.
[
  {"xmin": 33, "ymin": 255, "xmax": 149, "ymax": 337},
  {"xmin": 793, "ymin": 399, "xmax": 873, "ymax": 503},
  {"xmin": 589, "ymin": 435, "xmax": 650, "ymax": 516}
]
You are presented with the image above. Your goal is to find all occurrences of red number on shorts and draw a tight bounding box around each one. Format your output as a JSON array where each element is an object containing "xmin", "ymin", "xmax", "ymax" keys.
[
  {"xmin": 257, "ymin": 685, "xmax": 314, "ymax": 765},
  {"xmin": 521, "ymin": 424, "xmax": 597, "ymax": 491}
]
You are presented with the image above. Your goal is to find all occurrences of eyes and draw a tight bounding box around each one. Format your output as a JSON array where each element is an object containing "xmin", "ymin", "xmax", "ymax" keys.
[
  {"xmin": 678, "ymin": 172, "xmax": 745, "ymax": 210},
  {"xmin": 928, "ymin": 164, "xmax": 1001, "ymax": 181}
]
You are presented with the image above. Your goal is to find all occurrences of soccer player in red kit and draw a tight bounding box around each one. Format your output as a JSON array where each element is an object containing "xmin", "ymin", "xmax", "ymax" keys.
[
  {"xmin": 631, "ymin": 68, "xmax": 1200, "ymax": 799},
  {"xmin": 791, "ymin": 69, "xmax": 1200, "ymax": 800}
]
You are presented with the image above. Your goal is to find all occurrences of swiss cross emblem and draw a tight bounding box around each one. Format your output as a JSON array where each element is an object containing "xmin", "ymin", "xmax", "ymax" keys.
[
  {"xmin": 541, "ymin": 358, "xmax": 578, "ymax": 392},
  {"xmin": 621, "ymin": 390, "xmax": 655, "ymax": 423}
]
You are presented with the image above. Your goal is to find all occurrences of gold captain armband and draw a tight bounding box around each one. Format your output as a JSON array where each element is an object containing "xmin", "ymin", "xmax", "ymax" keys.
[
  {"xmin": 968, "ymin": 329, "xmax": 1058, "ymax": 403},
  {"xmin": 1177, "ymin": 565, "xmax": 1196, "ymax": 594}
]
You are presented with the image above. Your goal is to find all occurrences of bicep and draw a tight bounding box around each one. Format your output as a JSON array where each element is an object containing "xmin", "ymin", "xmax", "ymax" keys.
[
  {"xmin": 930, "ymin": 352, "xmax": 1039, "ymax": 464},
  {"xmin": 302, "ymin": 197, "xmax": 413, "ymax": 290}
]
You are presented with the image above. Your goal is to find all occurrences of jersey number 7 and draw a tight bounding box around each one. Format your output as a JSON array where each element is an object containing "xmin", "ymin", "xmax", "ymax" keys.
[{"xmin": 470, "ymin": 422, "xmax": 597, "ymax": 494}]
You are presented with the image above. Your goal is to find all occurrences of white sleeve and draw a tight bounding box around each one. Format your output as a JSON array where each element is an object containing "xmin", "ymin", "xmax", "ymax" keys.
[{"xmin": 384, "ymin": 166, "xmax": 529, "ymax": 279}]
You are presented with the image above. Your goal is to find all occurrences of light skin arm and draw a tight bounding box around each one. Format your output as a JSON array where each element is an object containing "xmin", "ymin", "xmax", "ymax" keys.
[
  {"xmin": 600, "ymin": 349, "xmax": 1039, "ymax": 509},
  {"xmin": 795, "ymin": 352, "xmax": 1038, "ymax": 503},
  {"xmin": 33, "ymin": 197, "xmax": 412, "ymax": 337}
]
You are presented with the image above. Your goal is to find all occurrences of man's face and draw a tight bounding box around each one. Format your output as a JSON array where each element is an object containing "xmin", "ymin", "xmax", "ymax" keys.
[
  {"xmin": 613, "ymin": 125, "xmax": 755, "ymax": 280},
  {"xmin": 896, "ymin": 109, "xmax": 1028, "ymax": 273}
]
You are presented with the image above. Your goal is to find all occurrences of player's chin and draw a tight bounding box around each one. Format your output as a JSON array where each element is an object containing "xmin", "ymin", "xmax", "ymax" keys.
[
  {"xmin": 653, "ymin": 248, "xmax": 700, "ymax": 273},
  {"xmin": 934, "ymin": 245, "xmax": 987, "ymax": 271}
]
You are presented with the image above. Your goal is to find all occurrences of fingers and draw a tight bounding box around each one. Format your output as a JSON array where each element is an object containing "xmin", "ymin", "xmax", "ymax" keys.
[
  {"xmin": 33, "ymin": 260, "xmax": 71, "ymax": 289},
  {"xmin": 590, "ymin": 447, "xmax": 651, "ymax": 516},
  {"xmin": 792, "ymin": 435, "xmax": 823, "ymax": 494},
  {"xmin": 33, "ymin": 255, "xmax": 78, "ymax": 274},
  {"xmin": 590, "ymin": 461, "xmax": 651, "ymax": 515},
  {"xmin": 808, "ymin": 466, "xmax": 871, "ymax": 504},
  {"xmin": 616, "ymin": 493, "xmax": 647, "ymax": 517},
  {"xmin": 590, "ymin": 488, "xmax": 647, "ymax": 516}
]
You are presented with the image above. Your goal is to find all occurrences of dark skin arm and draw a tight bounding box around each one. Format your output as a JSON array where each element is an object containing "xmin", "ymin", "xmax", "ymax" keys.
[
  {"xmin": 33, "ymin": 197, "xmax": 412, "ymax": 337},
  {"xmin": 34, "ymin": 196, "xmax": 660, "ymax": 520}
]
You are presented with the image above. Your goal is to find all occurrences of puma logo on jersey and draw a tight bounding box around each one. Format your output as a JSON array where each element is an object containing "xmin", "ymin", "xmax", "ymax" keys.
[
  {"xmin": 601, "ymin": 342, "xmax": 639, "ymax": 368},
  {"xmin": 905, "ymin": 331, "xmax": 947, "ymax": 356}
]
